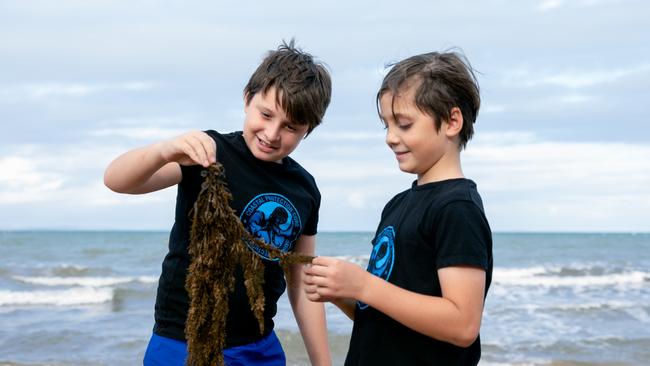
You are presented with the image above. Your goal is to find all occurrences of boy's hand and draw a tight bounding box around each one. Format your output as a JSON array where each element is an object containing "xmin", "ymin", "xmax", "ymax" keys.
[
  {"xmin": 303, "ymin": 256, "xmax": 369, "ymax": 302},
  {"xmin": 159, "ymin": 131, "xmax": 216, "ymax": 167}
]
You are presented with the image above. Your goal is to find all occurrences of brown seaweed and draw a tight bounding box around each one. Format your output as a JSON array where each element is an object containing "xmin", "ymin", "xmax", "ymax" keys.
[{"xmin": 185, "ymin": 163, "xmax": 314, "ymax": 366}]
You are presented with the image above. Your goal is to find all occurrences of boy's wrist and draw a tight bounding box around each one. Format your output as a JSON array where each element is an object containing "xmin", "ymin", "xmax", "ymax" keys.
[
  {"xmin": 357, "ymin": 270, "xmax": 376, "ymax": 304},
  {"xmin": 152, "ymin": 140, "xmax": 173, "ymax": 163}
]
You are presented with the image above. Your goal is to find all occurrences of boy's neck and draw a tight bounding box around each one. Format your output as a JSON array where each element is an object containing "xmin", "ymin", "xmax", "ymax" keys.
[{"xmin": 416, "ymin": 150, "xmax": 464, "ymax": 185}]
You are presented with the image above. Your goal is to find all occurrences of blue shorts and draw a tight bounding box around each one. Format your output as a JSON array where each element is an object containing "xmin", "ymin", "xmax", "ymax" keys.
[{"xmin": 143, "ymin": 331, "xmax": 286, "ymax": 366}]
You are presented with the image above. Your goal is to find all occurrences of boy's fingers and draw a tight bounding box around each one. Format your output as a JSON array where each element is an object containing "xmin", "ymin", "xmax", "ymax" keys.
[
  {"xmin": 209, "ymin": 137, "xmax": 217, "ymax": 162},
  {"xmin": 304, "ymin": 283, "xmax": 318, "ymax": 294},
  {"xmin": 197, "ymin": 133, "xmax": 217, "ymax": 163},
  {"xmin": 304, "ymin": 264, "xmax": 329, "ymax": 277},
  {"xmin": 190, "ymin": 134, "xmax": 210, "ymax": 167},
  {"xmin": 182, "ymin": 141, "xmax": 201, "ymax": 166},
  {"xmin": 181, "ymin": 138, "xmax": 200, "ymax": 163},
  {"xmin": 306, "ymin": 293, "xmax": 323, "ymax": 302},
  {"xmin": 303, "ymin": 263, "xmax": 319, "ymax": 274},
  {"xmin": 311, "ymin": 256, "xmax": 334, "ymax": 266},
  {"xmin": 303, "ymin": 272, "xmax": 321, "ymax": 284},
  {"xmin": 302, "ymin": 273, "xmax": 315, "ymax": 285}
]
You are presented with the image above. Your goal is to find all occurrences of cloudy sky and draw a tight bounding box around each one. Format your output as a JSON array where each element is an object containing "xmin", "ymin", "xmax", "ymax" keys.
[{"xmin": 1, "ymin": 0, "xmax": 649, "ymax": 232}]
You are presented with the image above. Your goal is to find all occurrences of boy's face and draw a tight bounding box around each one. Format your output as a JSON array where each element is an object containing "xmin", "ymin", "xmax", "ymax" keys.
[
  {"xmin": 379, "ymin": 88, "xmax": 454, "ymax": 182},
  {"xmin": 243, "ymin": 87, "xmax": 309, "ymax": 163}
]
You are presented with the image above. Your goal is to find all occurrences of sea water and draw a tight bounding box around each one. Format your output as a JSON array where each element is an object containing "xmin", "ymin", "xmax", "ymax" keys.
[{"xmin": 1, "ymin": 231, "xmax": 649, "ymax": 365}]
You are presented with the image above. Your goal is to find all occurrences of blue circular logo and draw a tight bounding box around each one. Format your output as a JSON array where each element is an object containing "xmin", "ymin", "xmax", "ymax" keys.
[
  {"xmin": 358, "ymin": 226, "xmax": 395, "ymax": 309},
  {"xmin": 240, "ymin": 193, "xmax": 302, "ymax": 260}
]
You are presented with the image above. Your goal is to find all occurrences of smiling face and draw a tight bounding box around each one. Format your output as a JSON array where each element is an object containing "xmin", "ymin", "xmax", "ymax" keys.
[
  {"xmin": 379, "ymin": 86, "xmax": 463, "ymax": 184},
  {"xmin": 243, "ymin": 87, "xmax": 309, "ymax": 163}
]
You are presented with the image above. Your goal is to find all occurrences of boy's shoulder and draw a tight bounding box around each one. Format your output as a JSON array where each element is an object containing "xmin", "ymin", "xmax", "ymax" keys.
[
  {"xmin": 282, "ymin": 155, "xmax": 319, "ymax": 192},
  {"xmin": 205, "ymin": 129, "xmax": 239, "ymax": 145},
  {"xmin": 442, "ymin": 178, "xmax": 478, "ymax": 197},
  {"xmin": 381, "ymin": 185, "xmax": 412, "ymax": 213},
  {"xmin": 410, "ymin": 178, "xmax": 485, "ymax": 214},
  {"xmin": 434, "ymin": 178, "xmax": 483, "ymax": 211}
]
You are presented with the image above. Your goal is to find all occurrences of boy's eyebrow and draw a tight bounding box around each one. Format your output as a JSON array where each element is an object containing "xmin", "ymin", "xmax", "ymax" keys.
[
  {"xmin": 257, "ymin": 103, "xmax": 279, "ymax": 116},
  {"xmin": 258, "ymin": 103, "xmax": 296, "ymax": 124},
  {"xmin": 393, "ymin": 112, "xmax": 411, "ymax": 119},
  {"xmin": 381, "ymin": 111, "xmax": 411, "ymax": 121}
]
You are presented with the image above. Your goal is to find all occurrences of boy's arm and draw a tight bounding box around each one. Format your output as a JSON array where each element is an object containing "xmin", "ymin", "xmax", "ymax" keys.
[
  {"xmin": 305, "ymin": 257, "xmax": 486, "ymax": 348},
  {"xmin": 287, "ymin": 235, "xmax": 332, "ymax": 366},
  {"xmin": 104, "ymin": 131, "xmax": 216, "ymax": 194}
]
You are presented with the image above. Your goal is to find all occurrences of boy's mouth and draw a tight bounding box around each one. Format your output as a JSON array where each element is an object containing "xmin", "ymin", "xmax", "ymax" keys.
[
  {"xmin": 393, "ymin": 150, "xmax": 410, "ymax": 162},
  {"xmin": 257, "ymin": 136, "xmax": 279, "ymax": 152}
]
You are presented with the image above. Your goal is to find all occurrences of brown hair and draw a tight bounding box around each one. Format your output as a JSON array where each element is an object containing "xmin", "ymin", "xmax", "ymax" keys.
[
  {"xmin": 377, "ymin": 51, "xmax": 480, "ymax": 149},
  {"xmin": 244, "ymin": 39, "xmax": 332, "ymax": 135}
]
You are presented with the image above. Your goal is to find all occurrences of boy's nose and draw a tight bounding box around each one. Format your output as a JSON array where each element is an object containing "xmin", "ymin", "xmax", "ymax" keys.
[
  {"xmin": 264, "ymin": 123, "xmax": 281, "ymax": 142},
  {"xmin": 385, "ymin": 127, "xmax": 399, "ymax": 146}
]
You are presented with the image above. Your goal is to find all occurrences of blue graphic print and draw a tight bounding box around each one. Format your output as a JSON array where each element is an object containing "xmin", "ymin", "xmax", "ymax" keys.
[
  {"xmin": 358, "ymin": 226, "xmax": 396, "ymax": 309},
  {"xmin": 240, "ymin": 193, "xmax": 302, "ymax": 260}
]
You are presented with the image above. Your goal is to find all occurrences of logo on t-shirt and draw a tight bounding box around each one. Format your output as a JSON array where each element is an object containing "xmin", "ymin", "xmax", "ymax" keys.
[
  {"xmin": 240, "ymin": 193, "xmax": 302, "ymax": 260},
  {"xmin": 358, "ymin": 225, "xmax": 396, "ymax": 310}
]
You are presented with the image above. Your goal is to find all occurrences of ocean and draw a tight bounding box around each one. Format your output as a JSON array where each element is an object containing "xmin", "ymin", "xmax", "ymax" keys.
[{"xmin": 0, "ymin": 231, "xmax": 648, "ymax": 365}]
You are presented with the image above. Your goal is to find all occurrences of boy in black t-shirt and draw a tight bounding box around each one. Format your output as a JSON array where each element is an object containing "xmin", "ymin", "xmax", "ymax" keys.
[
  {"xmin": 104, "ymin": 40, "xmax": 332, "ymax": 366},
  {"xmin": 304, "ymin": 51, "xmax": 493, "ymax": 365}
]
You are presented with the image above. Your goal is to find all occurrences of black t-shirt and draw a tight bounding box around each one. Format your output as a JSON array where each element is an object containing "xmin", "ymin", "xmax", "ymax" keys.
[
  {"xmin": 153, "ymin": 130, "xmax": 320, "ymax": 346},
  {"xmin": 345, "ymin": 179, "xmax": 493, "ymax": 366}
]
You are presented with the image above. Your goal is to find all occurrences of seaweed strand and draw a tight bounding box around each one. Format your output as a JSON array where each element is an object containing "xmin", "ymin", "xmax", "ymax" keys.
[{"xmin": 185, "ymin": 163, "xmax": 314, "ymax": 366}]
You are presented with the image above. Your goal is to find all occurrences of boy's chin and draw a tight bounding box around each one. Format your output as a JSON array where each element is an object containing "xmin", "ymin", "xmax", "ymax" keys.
[
  {"xmin": 396, "ymin": 163, "xmax": 416, "ymax": 174},
  {"xmin": 244, "ymin": 138, "xmax": 283, "ymax": 163},
  {"xmin": 251, "ymin": 149, "xmax": 284, "ymax": 163}
]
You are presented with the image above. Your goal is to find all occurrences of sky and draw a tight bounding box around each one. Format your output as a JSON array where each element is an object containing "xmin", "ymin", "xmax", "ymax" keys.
[{"xmin": 1, "ymin": 0, "xmax": 649, "ymax": 233}]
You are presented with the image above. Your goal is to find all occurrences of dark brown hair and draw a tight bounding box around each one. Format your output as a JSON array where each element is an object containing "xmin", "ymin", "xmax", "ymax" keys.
[
  {"xmin": 377, "ymin": 51, "xmax": 480, "ymax": 149},
  {"xmin": 244, "ymin": 39, "xmax": 332, "ymax": 135}
]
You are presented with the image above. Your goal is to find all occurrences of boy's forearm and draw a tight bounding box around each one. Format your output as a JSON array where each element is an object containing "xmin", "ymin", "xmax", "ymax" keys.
[
  {"xmin": 288, "ymin": 285, "xmax": 332, "ymax": 366},
  {"xmin": 287, "ymin": 236, "xmax": 331, "ymax": 364},
  {"xmin": 359, "ymin": 274, "xmax": 482, "ymax": 347},
  {"xmin": 104, "ymin": 142, "xmax": 170, "ymax": 193}
]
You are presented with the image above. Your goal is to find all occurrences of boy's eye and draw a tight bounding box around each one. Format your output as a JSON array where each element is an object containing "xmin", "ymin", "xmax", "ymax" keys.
[
  {"xmin": 261, "ymin": 112, "xmax": 271, "ymax": 119},
  {"xmin": 396, "ymin": 118, "xmax": 413, "ymax": 129},
  {"xmin": 285, "ymin": 124, "xmax": 297, "ymax": 131}
]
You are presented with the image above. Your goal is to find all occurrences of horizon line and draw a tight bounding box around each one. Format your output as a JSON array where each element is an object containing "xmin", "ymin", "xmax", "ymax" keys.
[{"xmin": 1, "ymin": 229, "xmax": 649, "ymax": 235}]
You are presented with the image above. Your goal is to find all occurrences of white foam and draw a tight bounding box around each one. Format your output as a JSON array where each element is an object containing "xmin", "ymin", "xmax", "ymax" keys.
[
  {"xmin": 54, "ymin": 264, "xmax": 87, "ymax": 271},
  {"xmin": 493, "ymin": 267, "xmax": 648, "ymax": 287},
  {"xmin": 499, "ymin": 300, "xmax": 640, "ymax": 313},
  {"xmin": 0, "ymin": 287, "xmax": 113, "ymax": 306},
  {"xmin": 551, "ymin": 300, "xmax": 636, "ymax": 311},
  {"xmin": 136, "ymin": 275, "xmax": 159, "ymax": 284},
  {"xmin": 13, "ymin": 275, "xmax": 157, "ymax": 287}
]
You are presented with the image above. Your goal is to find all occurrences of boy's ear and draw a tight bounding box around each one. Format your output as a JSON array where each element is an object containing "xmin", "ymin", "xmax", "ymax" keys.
[{"xmin": 445, "ymin": 107, "xmax": 464, "ymax": 137}]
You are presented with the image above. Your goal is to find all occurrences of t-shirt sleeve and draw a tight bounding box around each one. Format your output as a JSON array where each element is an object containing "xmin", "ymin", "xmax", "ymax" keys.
[
  {"xmin": 204, "ymin": 130, "xmax": 224, "ymax": 161},
  {"xmin": 179, "ymin": 163, "xmax": 203, "ymax": 187},
  {"xmin": 302, "ymin": 188, "xmax": 321, "ymax": 236},
  {"xmin": 433, "ymin": 201, "xmax": 491, "ymax": 270}
]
